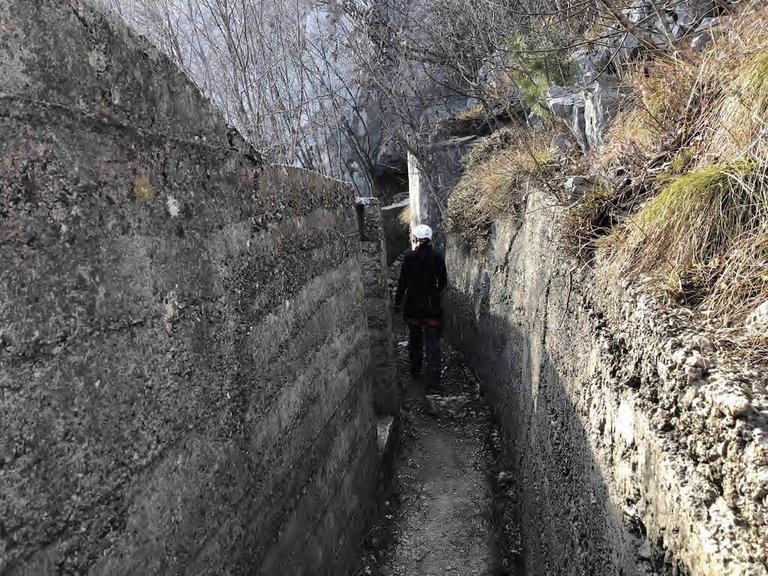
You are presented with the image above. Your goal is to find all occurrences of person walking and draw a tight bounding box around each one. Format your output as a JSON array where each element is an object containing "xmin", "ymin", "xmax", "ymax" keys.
[{"xmin": 394, "ymin": 224, "xmax": 448, "ymax": 392}]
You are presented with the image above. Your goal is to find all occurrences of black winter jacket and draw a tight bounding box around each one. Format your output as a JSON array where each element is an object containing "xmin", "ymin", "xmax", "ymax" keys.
[{"xmin": 395, "ymin": 243, "xmax": 448, "ymax": 320}]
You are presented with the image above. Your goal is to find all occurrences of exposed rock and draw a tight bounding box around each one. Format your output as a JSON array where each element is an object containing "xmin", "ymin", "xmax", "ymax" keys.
[
  {"xmin": 685, "ymin": 351, "xmax": 708, "ymax": 370},
  {"xmin": 552, "ymin": 132, "xmax": 576, "ymax": 154},
  {"xmin": 547, "ymin": 86, "xmax": 584, "ymax": 118},
  {"xmin": 425, "ymin": 394, "xmax": 471, "ymax": 418},
  {"xmin": 689, "ymin": 16, "xmax": 718, "ymax": 50},
  {"xmin": 690, "ymin": 30, "xmax": 713, "ymax": 51},
  {"xmin": 572, "ymin": 46, "xmax": 614, "ymax": 84},
  {"xmin": 700, "ymin": 376, "xmax": 754, "ymax": 419},
  {"xmin": 637, "ymin": 540, "xmax": 653, "ymax": 560},
  {"xmin": 746, "ymin": 301, "xmax": 768, "ymax": 333},
  {"xmin": 547, "ymin": 86, "xmax": 588, "ymax": 151},
  {"xmin": 498, "ymin": 471, "xmax": 515, "ymax": 486},
  {"xmin": 548, "ymin": 80, "xmax": 624, "ymax": 152},
  {"xmin": 673, "ymin": 0, "xmax": 717, "ymax": 31},
  {"xmin": 585, "ymin": 79, "xmax": 627, "ymax": 151},
  {"xmin": 564, "ymin": 176, "xmax": 593, "ymax": 200},
  {"xmin": 601, "ymin": 0, "xmax": 721, "ymax": 60}
]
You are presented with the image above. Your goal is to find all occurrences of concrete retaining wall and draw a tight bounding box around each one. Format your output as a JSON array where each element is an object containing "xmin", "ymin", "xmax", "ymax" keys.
[
  {"xmin": 0, "ymin": 2, "xmax": 378, "ymax": 574},
  {"xmin": 445, "ymin": 191, "xmax": 768, "ymax": 575},
  {"xmin": 356, "ymin": 198, "xmax": 400, "ymax": 415}
]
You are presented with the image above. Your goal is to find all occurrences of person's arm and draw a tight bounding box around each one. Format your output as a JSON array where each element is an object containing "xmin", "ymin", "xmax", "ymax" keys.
[
  {"xmin": 395, "ymin": 257, "xmax": 409, "ymax": 306},
  {"xmin": 436, "ymin": 253, "xmax": 447, "ymax": 292}
]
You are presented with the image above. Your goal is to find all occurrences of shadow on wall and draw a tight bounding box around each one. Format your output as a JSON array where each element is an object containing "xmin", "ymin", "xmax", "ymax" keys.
[{"xmin": 443, "ymin": 243, "xmax": 686, "ymax": 576}]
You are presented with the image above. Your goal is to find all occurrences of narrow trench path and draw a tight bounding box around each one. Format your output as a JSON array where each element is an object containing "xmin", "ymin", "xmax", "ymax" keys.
[{"xmin": 357, "ymin": 259, "xmax": 522, "ymax": 576}]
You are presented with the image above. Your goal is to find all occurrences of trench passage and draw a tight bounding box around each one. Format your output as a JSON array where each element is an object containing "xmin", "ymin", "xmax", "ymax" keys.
[{"xmin": 357, "ymin": 257, "xmax": 523, "ymax": 576}]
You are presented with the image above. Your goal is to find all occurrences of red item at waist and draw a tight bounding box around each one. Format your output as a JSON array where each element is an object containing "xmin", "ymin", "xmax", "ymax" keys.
[{"xmin": 407, "ymin": 318, "xmax": 442, "ymax": 328}]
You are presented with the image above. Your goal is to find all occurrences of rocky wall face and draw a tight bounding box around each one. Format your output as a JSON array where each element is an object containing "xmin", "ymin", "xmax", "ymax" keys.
[
  {"xmin": 356, "ymin": 198, "xmax": 400, "ymax": 415},
  {"xmin": 0, "ymin": 2, "xmax": 377, "ymax": 574},
  {"xmin": 444, "ymin": 191, "xmax": 768, "ymax": 575}
]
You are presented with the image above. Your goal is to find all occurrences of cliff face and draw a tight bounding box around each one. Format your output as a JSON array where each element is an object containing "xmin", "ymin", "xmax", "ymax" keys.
[
  {"xmin": 0, "ymin": 1, "xmax": 381, "ymax": 573},
  {"xmin": 444, "ymin": 191, "xmax": 768, "ymax": 576}
]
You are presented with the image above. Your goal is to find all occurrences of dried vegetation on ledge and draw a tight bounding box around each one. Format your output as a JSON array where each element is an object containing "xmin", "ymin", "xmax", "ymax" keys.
[{"xmin": 447, "ymin": 1, "xmax": 768, "ymax": 355}]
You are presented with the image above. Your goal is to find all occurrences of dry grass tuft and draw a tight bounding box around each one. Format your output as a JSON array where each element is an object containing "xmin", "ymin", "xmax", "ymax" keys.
[
  {"xmin": 600, "ymin": 57, "xmax": 701, "ymax": 167},
  {"xmin": 534, "ymin": 1, "xmax": 768, "ymax": 356},
  {"xmin": 595, "ymin": 4, "xmax": 768, "ymax": 176},
  {"xmin": 608, "ymin": 161, "xmax": 764, "ymax": 275},
  {"xmin": 579, "ymin": 4, "xmax": 768, "ymax": 336},
  {"xmin": 456, "ymin": 103, "xmax": 488, "ymax": 122},
  {"xmin": 562, "ymin": 182, "xmax": 620, "ymax": 258},
  {"xmin": 398, "ymin": 203, "xmax": 412, "ymax": 229},
  {"xmin": 446, "ymin": 128, "xmax": 557, "ymax": 247},
  {"xmin": 462, "ymin": 128, "xmax": 520, "ymax": 168},
  {"xmin": 704, "ymin": 232, "xmax": 768, "ymax": 326},
  {"xmin": 707, "ymin": 52, "xmax": 768, "ymax": 162}
]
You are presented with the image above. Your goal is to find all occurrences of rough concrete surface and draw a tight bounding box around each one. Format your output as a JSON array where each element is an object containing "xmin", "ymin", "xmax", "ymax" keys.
[
  {"xmin": 444, "ymin": 190, "xmax": 768, "ymax": 575},
  {"xmin": 357, "ymin": 197, "xmax": 400, "ymax": 415},
  {"xmin": 0, "ymin": 2, "xmax": 382, "ymax": 574}
]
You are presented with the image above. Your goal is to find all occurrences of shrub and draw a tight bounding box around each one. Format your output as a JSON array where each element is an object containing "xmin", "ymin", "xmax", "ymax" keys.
[
  {"xmin": 398, "ymin": 203, "xmax": 412, "ymax": 229},
  {"xmin": 446, "ymin": 128, "xmax": 557, "ymax": 248},
  {"xmin": 607, "ymin": 161, "xmax": 766, "ymax": 279}
]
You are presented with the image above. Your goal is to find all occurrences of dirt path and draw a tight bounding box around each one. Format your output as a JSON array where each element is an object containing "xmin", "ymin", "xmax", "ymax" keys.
[{"xmin": 358, "ymin": 307, "xmax": 523, "ymax": 576}]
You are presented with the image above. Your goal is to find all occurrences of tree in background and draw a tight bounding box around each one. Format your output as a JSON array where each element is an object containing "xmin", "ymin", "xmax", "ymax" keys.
[
  {"xmin": 100, "ymin": 0, "xmax": 682, "ymax": 194},
  {"xmin": 100, "ymin": 0, "xmax": 380, "ymax": 193}
]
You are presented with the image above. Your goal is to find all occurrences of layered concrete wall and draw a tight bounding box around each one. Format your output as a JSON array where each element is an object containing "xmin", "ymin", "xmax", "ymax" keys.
[
  {"xmin": 356, "ymin": 198, "xmax": 400, "ymax": 415},
  {"xmin": 445, "ymin": 191, "xmax": 768, "ymax": 575},
  {"xmin": 0, "ymin": 1, "xmax": 377, "ymax": 574}
]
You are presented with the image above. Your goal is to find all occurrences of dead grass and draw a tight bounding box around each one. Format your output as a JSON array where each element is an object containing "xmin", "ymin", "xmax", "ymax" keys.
[
  {"xmin": 462, "ymin": 128, "xmax": 520, "ymax": 168},
  {"xmin": 562, "ymin": 182, "xmax": 621, "ymax": 258},
  {"xmin": 445, "ymin": 2, "xmax": 768, "ymax": 343},
  {"xmin": 616, "ymin": 162, "xmax": 761, "ymax": 271},
  {"xmin": 704, "ymin": 231, "xmax": 768, "ymax": 326},
  {"xmin": 600, "ymin": 56, "xmax": 702, "ymax": 167},
  {"xmin": 699, "ymin": 4, "xmax": 768, "ymax": 163},
  {"xmin": 398, "ymin": 203, "xmax": 412, "ymax": 229},
  {"xmin": 595, "ymin": 3, "xmax": 768, "ymax": 173},
  {"xmin": 568, "ymin": 3, "xmax": 768, "ymax": 341},
  {"xmin": 446, "ymin": 128, "xmax": 557, "ymax": 247},
  {"xmin": 602, "ymin": 160, "xmax": 768, "ymax": 329},
  {"xmin": 706, "ymin": 53, "xmax": 768, "ymax": 162}
]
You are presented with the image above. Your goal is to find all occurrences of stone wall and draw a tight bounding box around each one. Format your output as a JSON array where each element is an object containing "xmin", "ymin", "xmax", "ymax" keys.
[
  {"xmin": 444, "ymin": 191, "xmax": 768, "ymax": 575},
  {"xmin": 0, "ymin": 1, "xmax": 378, "ymax": 574}
]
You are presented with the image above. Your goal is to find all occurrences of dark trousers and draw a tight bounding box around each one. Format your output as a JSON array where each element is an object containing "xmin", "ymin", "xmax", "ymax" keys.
[{"xmin": 408, "ymin": 321, "xmax": 441, "ymax": 389}]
